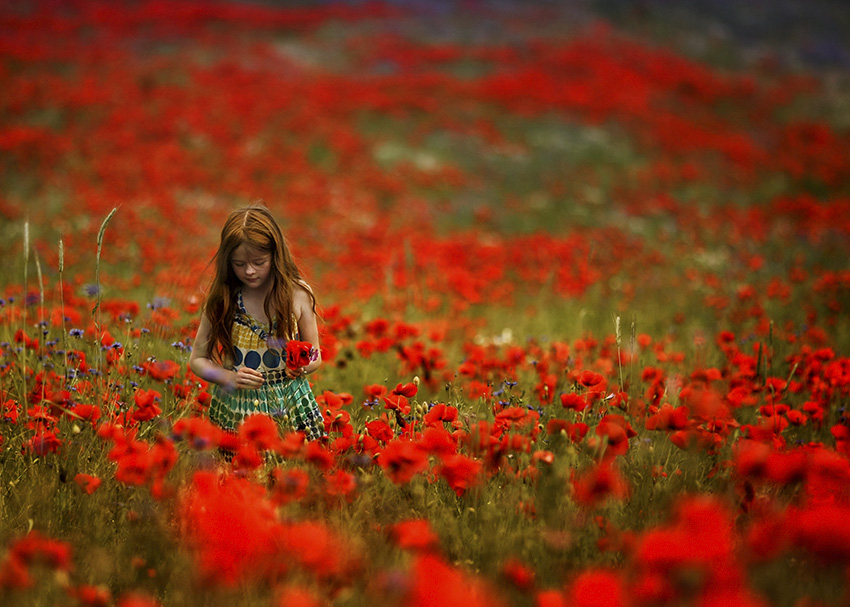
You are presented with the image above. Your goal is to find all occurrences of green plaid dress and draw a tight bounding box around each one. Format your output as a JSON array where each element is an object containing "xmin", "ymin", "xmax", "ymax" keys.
[{"xmin": 207, "ymin": 291, "xmax": 325, "ymax": 441}]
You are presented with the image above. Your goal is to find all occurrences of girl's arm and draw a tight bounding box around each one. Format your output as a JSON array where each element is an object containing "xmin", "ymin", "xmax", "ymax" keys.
[
  {"xmin": 189, "ymin": 313, "xmax": 264, "ymax": 391},
  {"xmin": 286, "ymin": 285, "xmax": 322, "ymax": 378}
]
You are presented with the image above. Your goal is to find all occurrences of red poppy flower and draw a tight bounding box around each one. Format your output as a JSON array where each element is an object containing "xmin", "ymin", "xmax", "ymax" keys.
[
  {"xmin": 409, "ymin": 554, "xmax": 504, "ymax": 607},
  {"xmin": 790, "ymin": 504, "xmax": 850, "ymax": 561},
  {"xmin": 273, "ymin": 585, "xmax": 322, "ymax": 607},
  {"xmin": 535, "ymin": 589, "xmax": 567, "ymax": 607},
  {"xmin": 324, "ymin": 469, "xmax": 357, "ymax": 500},
  {"xmin": 572, "ymin": 463, "xmax": 630, "ymax": 506},
  {"xmin": 388, "ymin": 519, "xmax": 440, "ymax": 552},
  {"xmin": 595, "ymin": 414, "xmax": 637, "ymax": 458},
  {"xmin": 14, "ymin": 328, "xmax": 39, "ymax": 349},
  {"xmin": 365, "ymin": 419, "xmax": 394, "ymax": 443},
  {"xmin": 1, "ymin": 399, "xmax": 19, "ymax": 423},
  {"xmin": 114, "ymin": 449, "xmax": 153, "ymax": 486},
  {"xmin": 382, "ymin": 394, "xmax": 411, "ymax": 415},
  {"xmin": 547, "ymin": 419, "xmax": 588, "ymax": 443},
  {"xmin": 239, "ymin": 414, "xmax": 280, "ymax": 451},
  {"xmin": 500, "ymin": 557, "xmax": 535, "ymax": 591},
  {"xmin": 566, "ymin": 569, "xmax": 626, "ymax": 607},
  {"xmin": 142, "ymin": 360, "xmax": 180, "ymax": 382},
  {"xmin": 423, "ymin": 402, "xmax": 458, "ymax": 426},
  {"xmin": 786, "ymin": 410, "xmax": 808, "ymax": 426},
  {"xmin": 670, "ymin": 427, "xmax": 723, "ymax": 452},
  {"xmin": 533, "ymin": 450, "xmax": 554, "ymax": 465},
  {"xmin": 9, "ymin": 531, "xmax": 73, "ymax": 572},
  {"xmin": 680, "ymin": 385, "xmax": 723, "ymax": 415},
  {"xmin": 560, "ymin": 392, "xmax": 589, "ymax": 411},
  {"xmin": 318, "ymin": 390, "xmax": 351, "ymax": 409},
  {"xmin": 280, "ymin": 520, "xmax": 359, "ymax": 580},
  {"xmin": 304, "ymin": 441, "xmax": 334, "ymax": 471},
  {"xmin": 69, "ymin": 584, "xmax": 112, "ymax": 607},
  {"xmin": 495, "ymin": 406, "xmax": 532, "ymax": 424},
  {"xmin": 578, "ymin": 370, "xmax": 605, "ymax": 388},
  {"xmin": 195, "ymin": 391, "xmax": 211, "ymax": 409},
  {"xmin": 286, "ymin": 340, "xmax": 315, "ymax": 370},
  {"xmin": 276, "ymin": 431, "xmax": 306, "ymax": 457},
  {"xmin": 466, "ymin": 380, "xmax": 492, "ymax": 400},
  {"xmin": 745, "ymin": 513, "xmax": 790, "ymax": 561},
  {"xmin": 365, "ymin": 318, "xmax": 389, "ymax": 337},
  {"xmin": 765, "ymin": 450, "xmax": 808, "ymax": 485},
  {"xmin": 378, "ymin": 440, "xmax": 428, "ymax": 484},
  {"xmin": 392, "ymin": 382, "xmax": 418, "ymax": 397},
  {"xmin": 437, "ymin": 453, "xmax": 482, "ymax": 496},
  {"xmin": 803, "ymin": 400, "xmax": 826, "ymax": 426},
  {"xmin": 74, "ymin": 473, "xmax": 102, "ymax": 495},
  {"xmin": 25, "ymin": 431, "xmax": 62, "ymax": 455},
  {"xmin": 363, "ymin": 384, "xmax": 387, "ymax": 398},
  {"xmin": 419, "ymin": 427, "xmax": 457, "ymax": 457},
  {"xmin": 116, "ymin": 592, "xmax": 162, "ymax": 607},
  {"xmin": 271, "ymin": 468, "xmax": 310, "ymax": 506},
  {"xmin": 132, "ymin": 389, "xmax": 162, "ymax": 422},
  {"xmin": 172, "ymin": 416, "xmax": 222, "ymax": 450},
  {"xmin": 547, "ymin": 418, "xmax": 569, "ymax": 435},
  {"xmin": 645, "ymin": 403, "xmax": 689, "ymax": 431},
  {"xmin": 72, "ymin": 404, "xmax": 102, "ymax": 425}
]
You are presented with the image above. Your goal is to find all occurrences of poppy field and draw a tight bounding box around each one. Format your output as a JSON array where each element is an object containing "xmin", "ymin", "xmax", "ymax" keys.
[{"xmin": 2, "ymin": 1, "xmax": 850, "ymax": 606}]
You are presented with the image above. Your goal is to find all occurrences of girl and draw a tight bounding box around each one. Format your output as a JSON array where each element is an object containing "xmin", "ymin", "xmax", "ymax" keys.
[{"xmin": 189, "ymin": 205, "xmax": 325, "ymax": 442}]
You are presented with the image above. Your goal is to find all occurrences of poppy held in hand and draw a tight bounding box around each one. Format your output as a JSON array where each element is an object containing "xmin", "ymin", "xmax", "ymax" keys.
[{"xmin": 286, "ymin": 340, "xmax": 318, "ymax": 370}]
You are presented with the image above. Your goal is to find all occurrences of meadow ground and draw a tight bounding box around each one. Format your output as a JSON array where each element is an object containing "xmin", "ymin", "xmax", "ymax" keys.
[{"xmin": 1, "ymin": 1, "xmax": 850, "ymax": 606}]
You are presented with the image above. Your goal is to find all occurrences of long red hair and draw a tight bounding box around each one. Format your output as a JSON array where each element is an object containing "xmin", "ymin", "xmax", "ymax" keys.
[{"xmin": 204, "ymin": 205, "xmax": 316, "ymax": 365}]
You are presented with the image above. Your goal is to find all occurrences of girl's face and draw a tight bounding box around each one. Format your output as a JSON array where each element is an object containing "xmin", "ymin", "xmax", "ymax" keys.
[{"xmin": 230, "ymin": 243, "xmax": 273, "ymax": 292}]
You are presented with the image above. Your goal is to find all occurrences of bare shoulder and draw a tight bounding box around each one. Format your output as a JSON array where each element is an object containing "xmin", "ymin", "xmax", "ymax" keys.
[
  {"xmin": 292, "ymin": 281, "xmax": 316, "ymax": 313},
  {"xmin": 294, "ymin": 279, "xmax": 314, "ymax": 295},
  {"xmin": 190, "ymin": 312, "xmax": 212, "ymax": 359}
]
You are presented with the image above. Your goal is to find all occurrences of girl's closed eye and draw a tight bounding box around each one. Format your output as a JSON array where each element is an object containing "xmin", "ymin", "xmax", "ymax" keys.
[{"xmin": 232, "ymin": 258, "xmax": 268, "ymax": 266}]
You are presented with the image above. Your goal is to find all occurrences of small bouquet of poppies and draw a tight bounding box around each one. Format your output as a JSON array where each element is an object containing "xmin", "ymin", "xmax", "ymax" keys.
[{"xmin": 286, "ymin": 340, "xmax": 319, "ymax": 370}]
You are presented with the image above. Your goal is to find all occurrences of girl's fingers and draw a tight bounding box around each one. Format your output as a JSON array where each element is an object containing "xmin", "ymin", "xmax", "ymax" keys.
[{"xmin": 236, "ymin": 369, "xmax": 264, "ymax": 388}]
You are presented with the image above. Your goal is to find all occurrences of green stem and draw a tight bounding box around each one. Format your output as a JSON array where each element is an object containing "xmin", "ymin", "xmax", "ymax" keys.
[{"xmin": 92, "ymin": 207, "xmax": 118, "ymax": 414}]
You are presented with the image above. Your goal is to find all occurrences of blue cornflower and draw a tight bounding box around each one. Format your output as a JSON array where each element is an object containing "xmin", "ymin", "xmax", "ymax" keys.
[
  {"xmin": 192, "ymin": 436, "xmax": 211, "ymax": 450},
  {"xmin": 147, "ymin": 297, "xmax": 171, "ymax": 310}
]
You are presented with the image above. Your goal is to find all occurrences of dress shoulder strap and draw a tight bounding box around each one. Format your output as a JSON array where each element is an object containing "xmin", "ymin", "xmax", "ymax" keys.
[{"xmin": 235, "ymin": 290, "xmax": 277, "ymax": 342}]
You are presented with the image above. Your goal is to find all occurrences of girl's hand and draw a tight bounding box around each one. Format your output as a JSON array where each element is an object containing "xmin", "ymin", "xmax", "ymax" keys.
[
  {"xmin": 227, "ymin": 367, "xmax": 265, "ymax": 391},
  {"xmin": 285, "ymin": 365, "xmax": 306, "ymax": 380}
]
